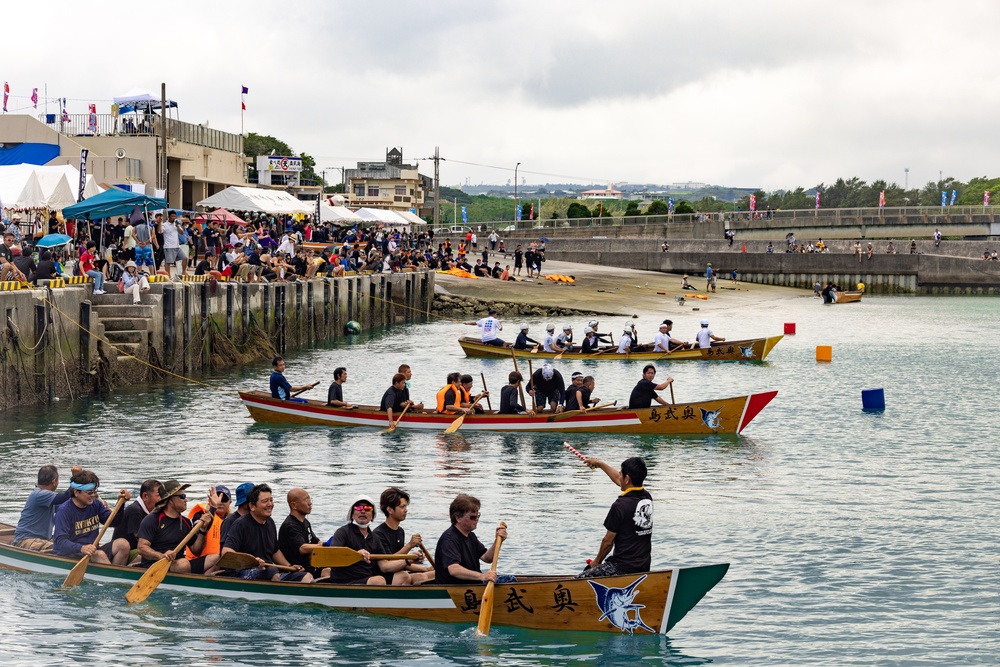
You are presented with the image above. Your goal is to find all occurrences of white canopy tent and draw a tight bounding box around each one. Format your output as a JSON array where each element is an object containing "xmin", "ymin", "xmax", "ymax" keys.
[
  {"xmin": 0, "ymin": 170, "xmax": 48, "ymax": 212},
  {"xmin": 197, "ymin": 186, "xmax": 312, "ymax": 215},
  {"xmin": 355, "ymin": 207, "xmax": 410, "ymax": 225},
  {"xmin": 2, "ymin": 164, "xmax": 102, "ymax": 207},
  {"xmin": 113, "ymin": 87, "xmax": 178, "ymax": 111},
  {"xmin": 320, "ymin": 203, "xmax": 363, "ymax": 224},
  {"xmin": 396, "ymin": 210, "xmax": 426, "ymax": 225}
]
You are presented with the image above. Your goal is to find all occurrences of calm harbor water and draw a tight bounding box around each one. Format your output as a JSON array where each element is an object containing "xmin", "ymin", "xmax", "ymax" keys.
[{"xmin": 1, "ymin": 291, "xmax": 998, "ymax": 666}]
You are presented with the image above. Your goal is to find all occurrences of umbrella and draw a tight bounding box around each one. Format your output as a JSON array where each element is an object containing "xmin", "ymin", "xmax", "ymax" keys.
[
  {"xmin": 36, "ymin": 233, "xmax": 73, "ymax": 248},
  {"xmin": 539, "ymin": 237, "xmax": 550, "ymax": 243}
]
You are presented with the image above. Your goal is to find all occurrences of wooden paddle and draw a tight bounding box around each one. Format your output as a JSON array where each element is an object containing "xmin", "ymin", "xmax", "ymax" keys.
[
  {"xmin": 670, "ymin": 382, "xmax": 676, "ymax": 403},
  {"xmin": 511, "ymin": 350, "xmax": 528, "ymax": 410},
  {"xmin": 310, "ymin": 546, "xmax": 419, "ymax": 568},
  {"xmin": 480, "ymin": 373, "xmax": 492, "ymax": 411},
  {"xmin": 125, "ymin": 515, "xmax": 211, "ymax": 603},
  {"xmin": 382, "ymin": 403, "xmax": 410, "ymax": 433},
  {"xmin": 547, "ymin": 401, "xmax": 616, "ymax": 422},
  {"xmin": 217, "ymin": 551, "xmax": 298, "ymax": 572},
  {"xmin": 292, "ymin": 382, "xmax": 319, "ymax": 397},
  {"xmin": 443, "ymin": 396, "xmax": 484, "ymax": 434},
  {"xmin": 529, "ymin": 344, "xmax": 539, "ymax": 354},
  {"xmin": 476, "ymin": 521, "xmax": 507, "ymax": 637},
  {"xmin": 527, "ymin": 359, "xmax": 536, "ymax": 412},
  {"xmin": 553, "ymin": 348, "xmax": 565, "ymax": 360},
  {"xmin": 419, "ymin": 544, "xmax": 435, "ymax": 568},
  {"xmin": 62, "ymin": 492, "xmax": 127, "ymax": 588}
]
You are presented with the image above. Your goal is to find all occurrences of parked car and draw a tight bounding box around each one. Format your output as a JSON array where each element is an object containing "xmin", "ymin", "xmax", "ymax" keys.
[{"xmin": 433, "ymin": 226, "xmax": 472, "ymax": 234}]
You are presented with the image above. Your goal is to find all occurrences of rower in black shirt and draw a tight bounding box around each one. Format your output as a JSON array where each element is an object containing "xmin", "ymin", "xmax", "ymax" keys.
[
  {"xmin": 628, "ymin": 364, "xmax": 674, "ymax": 409},
  {"xmin": 326, "ymin": 495, "xmax": 411, "ymax": 585},
  {"xmin": 372, "ymin": 487, "xmax": 434, "ymax": 583},
  {"xmin": 327, "ymin": 366, "xmax": 353, "ymax": 408},
  {"xmin": 513, "ymin": 324, "xmax": 539, "ymax": 350},
  {"xmin": 277, "ymin": 487, "xmax": 329, "ymax": 578},
  {"xmin": 499, "ymin": 371, "xmax": 534, "ymax": 415}
]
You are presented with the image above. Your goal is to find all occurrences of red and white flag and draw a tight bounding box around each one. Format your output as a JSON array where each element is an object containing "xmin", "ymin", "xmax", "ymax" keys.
[
  {"xmin": 985, "ymin": 191, "xmax": 990, "ymax": 206},
  {"xmin": 878, "ymin": 191, "xmax": 886, "ymax": 208},
  {"xmin": 2, "ymin": 82, "xmax": 8, "ymax": 112},
  {"xmin": 31, "ymin": 88, "xmax": 38, "ymax": 108},
  {"xmin": 815, "ymin": 192, "xmax": 821, "ymax": 209},
  {"xmin": 749, "ymin": 194, "xmax": 757, "ymax": 212}
]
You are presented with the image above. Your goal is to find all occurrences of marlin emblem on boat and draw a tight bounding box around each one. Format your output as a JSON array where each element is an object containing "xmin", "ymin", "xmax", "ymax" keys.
[
  {"xmin": 739, "ymin": 345, "xmax": 755, "ymax": 359},
  {"xmin": 588, "ymin": 575, "xmax": 655, "ymax": 635},
  {"xmin": 700, "ymin": 407, "xmax": 722, "ymax": 429}
]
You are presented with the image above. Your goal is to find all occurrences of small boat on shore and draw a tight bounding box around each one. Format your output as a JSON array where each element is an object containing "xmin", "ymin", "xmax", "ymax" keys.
[
  {"xmin": 459, "ymin": 335, "xmax": 783, "ymax": 362},
  {"xmin": 831, "ymin": 290, "xmax": 863, "ymax": 304},
  {"xmin": 239, "ymin": 390, "xmax": 778, "ymax": 435},
  {"xmin": 0, "ymin": 524, "xmax": 727, "ymax": 635}
]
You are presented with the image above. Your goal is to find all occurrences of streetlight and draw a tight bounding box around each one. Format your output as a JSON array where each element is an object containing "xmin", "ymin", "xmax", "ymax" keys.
[{"xmin": 514, "ymin": 162, "xmax": 521, "ymax": 224}]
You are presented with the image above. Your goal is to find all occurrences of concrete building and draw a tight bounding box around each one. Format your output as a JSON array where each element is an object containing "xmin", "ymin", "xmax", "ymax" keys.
[
  {"xmin": 0, "ymin": 112, "xmax": 247, "ymax": 210},
  {"xmin": 344, "ymin": 147, "xmax": 433, "ymax": 214},
  {"xmin": 580, "ymin": 186, "xmax": 623, "ymax": 201}
]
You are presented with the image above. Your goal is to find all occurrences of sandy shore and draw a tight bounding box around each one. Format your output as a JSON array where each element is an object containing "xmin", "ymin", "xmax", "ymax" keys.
[{"xmin": 435, "ymin": 257, "xmax": 811, "ymax": 319}]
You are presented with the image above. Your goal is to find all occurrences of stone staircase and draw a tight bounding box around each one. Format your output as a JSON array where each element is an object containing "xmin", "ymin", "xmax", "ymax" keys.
[{"xmin": 90, "ymin": 292, "xmax": 161, "ymax": 379}]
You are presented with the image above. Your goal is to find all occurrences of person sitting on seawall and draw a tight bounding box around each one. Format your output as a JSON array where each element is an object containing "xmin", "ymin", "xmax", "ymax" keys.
[
  {"xmin": 269, "ymin": 355, "xmax": 318, "ymax": 402},
  {"xmin": 434, "ymin": 494, "xmax": 513, "ymax": 585},
  {"xmin": 528, "ymin": 363, "xmax": 565, "ymax": 413},
  {"xmin": 33, "ymin": 249, "xmax": 61, "ymax": 285},
  {"xmin": 459, "ymin": 374, "xmax": 488, "ymax": 413},
  {"xmin": 499, "ymin": 371, "xmax": 535, "ymax": 416},
  {"xmin": 220, "ymin": 483, "xmax": 312, "ymax": 583},
  {"xmin": 513, "ymin": 323, "xmax": 539, "ymax": 350},
  {"xmin": 52, "ymin": 469, "xmax": 132, "ymax": 565},
  {"xmin": 628, "ymin": 364, "xmax": 674, "ymax": 409},
  {"xmin": 136, "ymin": 479, "xmax": 221, "ymax": 576},
  {"xmin": 576, "ymin": 457, "xmax": 653, "ymax": 579},
  {"xmin": 327, "ymin": 366, "xmax": 353, "ymax": 408},
  {"xmin": 695, "ymin": 319, "xmax": 724, "ymax": 348},
  {"xmin": 466, "ymin": 308, "xmax": 505, "ymax": 347},
  {"xmin": 326, "ymin": 496, "xmax": 412, "ymax": 586},
  {"xmin": 121, "ymin": 261, "xmax": 151, "ymax": 305},
  {"xmin": 13, "ymin": 464, "xmax": 83, "ymax": 551},
  {"xmin": 79, "ymin": 241, "xmax": 106, "ymax": 294}
]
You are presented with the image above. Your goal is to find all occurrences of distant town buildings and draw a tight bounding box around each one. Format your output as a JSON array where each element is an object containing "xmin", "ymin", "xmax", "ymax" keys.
[
  {"xmin": 344, "ymin": 147, "xmax": 433, "ymax": 215},
  {"xmin": 580, "ymin": 186, "xmax": 623, "ymax": 201}
]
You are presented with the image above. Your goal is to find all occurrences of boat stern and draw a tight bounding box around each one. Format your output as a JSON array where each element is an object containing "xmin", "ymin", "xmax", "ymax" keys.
[
  {"xmin": 737, "ymin": 390, "xmax": 778, "ymax": 433},
  {"xmin": 662, "ymin": 563, "xmax": 730, "ymax": 633}
]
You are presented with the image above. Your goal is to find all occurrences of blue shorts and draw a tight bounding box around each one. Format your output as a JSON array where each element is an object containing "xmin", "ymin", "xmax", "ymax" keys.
[{"xmin": 135, "ymin": 245, "xmax": 154, "ymax": 266}]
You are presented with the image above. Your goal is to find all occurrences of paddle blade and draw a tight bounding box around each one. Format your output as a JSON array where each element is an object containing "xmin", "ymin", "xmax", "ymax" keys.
[
  {"xmin": 216, "ymin": 551, "xmax": 261, "ymax": 571},
  {"xmin": 61, "ymin": 554, "xmax": 91, "ymax": 588},
  {"xmin": 477, "ymin": 581, "xmax": 497, "ymax": 637},
  {"xmin": 443, "ymin": 414, "xmax": 466, "ymax": 434},
  {"xmin": 310, "ymin": 546, "xmax": 363, "ymax": 568},
  {"xmin": 125, "ymin": 558, "xmax": 171, "ymax": 603}
]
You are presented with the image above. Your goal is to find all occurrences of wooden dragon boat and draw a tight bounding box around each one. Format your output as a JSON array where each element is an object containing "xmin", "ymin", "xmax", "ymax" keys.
[
  {"xmin": 831, "ymin": 290, "xmax": 863, "ymax": 304},
  {"xmin": 458, "ymin": 335, "xmax": 783, "ymax": 362},
  {"xmin": 0, "ymin": 524, "xmax": 727, "ymax": 635},
  {"xmin": 239, "ymin": 390, "xmax": 778, "ymax": 435}
]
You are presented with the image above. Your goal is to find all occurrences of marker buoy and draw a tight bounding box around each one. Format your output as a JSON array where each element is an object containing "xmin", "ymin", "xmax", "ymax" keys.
[
  {"xmin": 862, "ymin": 388, "xmax": 885, "ymax": 412},
  {"xmin": 784, "ymin": 323, "xmax": 796, "ymax": 335},
  {"xmin": 816, "ymin": 345, "xmax": 832, "ymax": 362}
]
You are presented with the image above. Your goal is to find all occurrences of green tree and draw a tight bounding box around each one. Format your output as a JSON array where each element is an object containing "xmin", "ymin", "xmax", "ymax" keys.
[
  {"xmin": 646, "ymin": 200, "xmax": 670, "ymax": 215},
  {"xmin": 624, "ymin": 201, "xmax": 641, "ymax": 216},
  {"xmin": 566, "ymin": 202, "xmax": 592, "ymax": 218},
  {"xmin": 674, "ymin": 200, "xmax": 695, "ymax": 214}
]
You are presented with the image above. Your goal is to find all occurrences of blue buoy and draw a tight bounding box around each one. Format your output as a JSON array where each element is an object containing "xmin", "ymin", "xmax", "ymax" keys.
[{"xmin": 861, "ymin": 388, "xmax": 885, "ymax": 412}]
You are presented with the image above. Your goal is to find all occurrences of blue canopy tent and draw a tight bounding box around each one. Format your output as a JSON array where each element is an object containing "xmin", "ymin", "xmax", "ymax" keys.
[{"xmin": 61, "ymin": 188, "xmax": 167, "ymax": 220}]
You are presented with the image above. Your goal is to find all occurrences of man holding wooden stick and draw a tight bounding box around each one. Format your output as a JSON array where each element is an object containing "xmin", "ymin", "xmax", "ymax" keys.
[
  {"xmin": 52, "ymin": 470, "xmax": 131, "ymax": 565},
  {"xmin": 136, "ymin": 479, "xmax": 219, "ymax": 575}
]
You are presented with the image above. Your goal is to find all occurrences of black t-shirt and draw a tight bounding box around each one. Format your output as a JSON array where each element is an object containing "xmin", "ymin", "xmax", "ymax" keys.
[
  {"xmin": 499, "ymin": 384, "xmax": 523, "ymax": 414},
  {"xmin": 329, "ymin": 523, "xmax": 386, "ymax": 583},
  {"xmin": 13, "ymin": 255, "xmax": 35, "ymax": 276},
  {"xmin": 604, "ymin": 489, "xmax": 653, "ymax": 573},
  {"xmin": 581, "ymin": 337, "xmax": 598, "ymax": 353},
  {"xmin": 328, "ymin": 382, "xmax": 344, "ymax": 405},
  {"xmin": 566, "ymin": 385, "xmax": 592, "ymax": 411},
  {"xmin": 35, "ymin": 259, "xmax": 58, "ymax": 280},
  {"xmin": 277, "ymin": 514, "xmax": 319, "ymax": 570},
  {"xmin": 628, "ymin": 379, "xmax": 659, "ymax": 409},
  {"xmin": 222, "ymin": 512, "xmax": 278, "ymax": 562},
  {"xmin": 111, "ymin": 500, "xmax": 150, "ymax": 550},
  {"xmin": 137, "ymin": 511, "xmax": 194, "ymax": 566},
  {"xmin": 531, "ymin": 370, "xmax": 565, "ymax": 401},
  {"xmin": 219, "ymin": 509, "xmax": 245, "ymax": 545},
  {"xmin": 434, "ymin": 525, "xmax": 486, "ymax": 584},
  {"xmin": 380, "ymin": 386, "xmax": 405, "ymax": 412},
  {"xmin": 372, "ymin": 522, "xmax": 405, "ymax": 554},
  {"xmin": 194, "ymin": 259, "xmax": 212, "ymax": 276}
]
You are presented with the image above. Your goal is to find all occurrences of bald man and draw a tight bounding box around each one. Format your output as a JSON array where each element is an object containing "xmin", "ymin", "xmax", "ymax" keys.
[{"xmin": 277, "ymin": 488, "xmax": 329, "ymax": 578}]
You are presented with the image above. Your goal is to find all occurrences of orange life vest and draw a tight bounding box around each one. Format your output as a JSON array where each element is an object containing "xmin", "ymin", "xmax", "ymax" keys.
[
  {"xmin": 436, "ymin": 385, "xmax": 462, "ymax": 413},
  {"xmin": 185, "ymin": 503, "xmax": 226, "ymax": 559}
]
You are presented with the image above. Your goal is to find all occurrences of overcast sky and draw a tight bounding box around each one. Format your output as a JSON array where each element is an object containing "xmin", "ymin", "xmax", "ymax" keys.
[{"xmin": 4, "ymin": 0, "xmax": 997, "ymax": 191}]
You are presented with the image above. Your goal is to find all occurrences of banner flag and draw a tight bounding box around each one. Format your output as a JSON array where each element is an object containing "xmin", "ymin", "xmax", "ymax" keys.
[
  {"xmin": 985, "ymin": 191, "xmax": 991, "ymax": 206},
  {"xmin": 515, "ymin": 204, "xmax": 521, "ymax": 222},
  {"xmin": 78, "ymin": 149, "xmax": 89, "ymax": 202},
  {"xmin": 878, "ymin": 191, "xmax": 885, "ymax": 208},
  {"xmin": 941, "ymin": 191, "xmax": 947, "ymax": 206},
  {"xmin": 749, "ymin": 194, "xmax": 757, "ymax": 212},
  {"xmin": 241, "ymin": 85, "xmax": 248, "ymax": 111},
  {"xmin": 87, "ymin": 104, "xmax": 97, "ymax": 133},
  {"xmin": 529, "ymin": 203, "xmax": 534, "ymax": 220},
  {"xmin": 3, "ymin": 82, "xmax": 8, "ymax": 112},
  {"xmin": 61, "ymin": 97, "xmax": 70, "ymax": 123},
  {"xmin": 461, "ymin": 206, "xmax": 468, "ymax": 224},
  {"xmin": 950, "ymin": 189, "xmax": 957, "ymax": 206},
  {"xmin": 31, "ymin": 88, "xmax": 38, "ymax": 108},
  {"xmin": 668, "ymin": 197, "xmax": 674, "ymax": 213},
  {"xmin": 815, "ymin": 192, "xmax": 820, "ymax": 209}
]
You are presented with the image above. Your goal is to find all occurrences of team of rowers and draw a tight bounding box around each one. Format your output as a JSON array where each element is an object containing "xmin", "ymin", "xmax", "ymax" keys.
[
  {"xmin": 468, "ymin": 310, "xmax": 726, "ymax": 354},
  {"xmin": 271, "ymin": 356, "xmax": 679, "ymax": 427},
  {"xmin": 11, "ymin": 454, "xmax": 654, "ymax": 585}
]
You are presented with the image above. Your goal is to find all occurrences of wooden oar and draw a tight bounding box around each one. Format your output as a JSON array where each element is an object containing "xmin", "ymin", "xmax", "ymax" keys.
[
  {"xmin": 310, "ymin": 546, "xmax": 419, "ymax": 568},
  {"xmin": 62, "ymin": 492, "xmax": 127, "ymax": 588},
  {"xmin": 419, "ymin": 544, "xmax": 435, "ymax": 568},
  {"xmin": 125, "ymin": 515, "xmax": 210, "ymax": 603},
  {"xmin": 443, "ymin": 396, "xmax": 484, "ymax": 434},
  {"xmin": 547, "ymin": 401, "xmax": 616, "ymax": 422},
  {"xmin": 292, "ymin": 382, "xmax": 319, "ymax": 397},
  {"xmin": 529, "ymin": 344, "xmax": 539, "ymax": 354},
  {"xmin": 670, "ymin": 382, "xmax": 676, "ymax": 403},
  {"xmin": 381, "ymin": 403, "xmax": 410, "ymax": 433},
  {"xmin": 217, "ymin": 551, "xmax": 298, "ymax": 572},
  {"xmin": 588, "ymin": 348, "xmax": 609, "ymax": 357},
  {"xmin": 480, "ymin": 373, "xmax": 492, "ymax": 411},
  {"xmin": 527, "ymin": 359, "xmax": 536, "ymax": 412},
  {"xmin": 553, "ymin": 348, "xmax": 565, "ymax": 360},
  {"xmin": 476, "ymin": 521, "xmax": 507, "ymax": 637},
  {"xmin": 511, "ymin": 350, "xmax": 527, "ymax": 409}
]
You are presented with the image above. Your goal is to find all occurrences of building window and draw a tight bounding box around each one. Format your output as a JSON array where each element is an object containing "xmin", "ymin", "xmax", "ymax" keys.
[
  {"xmin": 353, "ymin": 184, "xmax": 365, "ymax": 197},
  {"xmin": 395, "ymin": 185, "xmax": 406, "ymax": 196},
  {"xmin": 368, "ymin": 186, "xmax": 380, "ymax": 197}
]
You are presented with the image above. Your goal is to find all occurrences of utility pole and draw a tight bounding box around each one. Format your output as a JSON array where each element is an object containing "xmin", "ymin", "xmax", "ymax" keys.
[
  {"xmin": 514, "ymin": 162, "xmax": 521, "ymax": 224},
  {"xmin": 433, "ymin": 146, "xmax": 441, "ymax": 228},
  {"xmin": 160, "ymin": 83, "xmax": 168, "ymax": 197}
]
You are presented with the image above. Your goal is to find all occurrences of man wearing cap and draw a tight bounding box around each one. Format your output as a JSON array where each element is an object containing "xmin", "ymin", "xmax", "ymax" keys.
[
  {"xmin": 220, "ymin": 482, "xmax": 255, "ymax": 545},
  {"xmin": 555, "ymin": 325, "xmax": 574, "ymax": 352},
  {"xmin": 588, "ymin": 320, "xmax": 613, "ymax": 348},
  {"xmin": 617, "ymin": 322, "xmax": 638, "ymax": 354},
  {"xmin": 564, "ymin": 372, "xmax": 596, "ymax": 412},
  {"xmin": 110, "ymin": 478, "xmax": 161, "ymax": 564},
  {"xmin": 653, "ymin": 323, "xmax": 673, "ymax": 352},
  {"xmin": 542, "ymin": 324, "xmax": 564, "ymax": 354},
  {"xmin": 580, "ymin": 327, "xmax": 599, "ymax": 353},
  {"xmin": 695, "ymin": 320, "xmax": 725, "ymax": 349},
  {"xmin": 221, "ymin": 483, "xmax": 312, "ymax": 582},
  {"xmin": 467, "ymin": 309, "xmax": 505, "ymax": 347},
  {"xmin": 628, "ymin": 364, "xmax": 674, "ymax": 409},
  {"xmin": 513, "ymin": 323, "xmax": 539, "ymax": 350},
  {"xmin": 657, "ymin": 320, "xmax": 691, "ymax": 352},
  {"xmin": 186, "ymin": 485, "xmax": 232, "ymax": 563},
  {"xmin": 136, "ymin": 479, "xmax": 218, "ymax": 575},
  {"xmin": 529, "ymin": 363, "xmax": 565, "ymax": 413},
  {"xmin": 278, "ymin": 488, "xmax": 329, "ymax": 578},
  {"xmin": 325, "ymin": 496, "xmax": 412, "ymax": 585},
  {"xmin": 434, "ymin": 493, "xmax": 510, "ymax": 585},
  {"xmin": 52, "ymin": 469, "xmax": 132, "ymax": 565}
]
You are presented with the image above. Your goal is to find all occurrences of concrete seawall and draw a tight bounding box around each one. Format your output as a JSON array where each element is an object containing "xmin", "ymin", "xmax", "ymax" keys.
[{"xmin": 0, "ymin": 270, "xmax": 435, "ymax": 411}]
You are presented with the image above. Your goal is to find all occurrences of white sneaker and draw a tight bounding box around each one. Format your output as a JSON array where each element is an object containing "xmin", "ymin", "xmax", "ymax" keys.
[{"xmin": 93, "ymin": 289, "xmax": 105, "ymax": 295}]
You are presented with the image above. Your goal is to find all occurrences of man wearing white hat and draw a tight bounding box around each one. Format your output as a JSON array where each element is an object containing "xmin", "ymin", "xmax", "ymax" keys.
[
  {"xmin": 529, "ymin": 363, "xmax": 565, "ymax": 413},
  {"xmin": 513, "ymin": 323, "xmax": 539, "ymax": 350},
  {"xmin": 555, "ymin": 324, "xmax": 574, "ymax": 352},
  {"xmin": 695, "ymin": 320, "xmax": 725, "ymax": 349},
  {"xmin": 542, "ymin": 323, "xmax": 562, "ymax": 353}
]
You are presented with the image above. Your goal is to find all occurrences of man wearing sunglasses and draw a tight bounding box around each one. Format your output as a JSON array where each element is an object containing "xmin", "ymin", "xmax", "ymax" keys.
[
  {"xmin": 136, "ymin": 479, "xmax": 219, "ymax": 575},
  {"xmin": 434, "ymin": 494, "xmax": 510, "ymax": 585},
  {"xmin": 326, "ymin": 496, "xmax": 412, "ymax": 586},
  {"xmin": 52, "ymin": 469, "xmax": 132, "ymax": 564}
]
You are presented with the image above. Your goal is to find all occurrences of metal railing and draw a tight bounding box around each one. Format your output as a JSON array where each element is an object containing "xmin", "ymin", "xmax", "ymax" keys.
[{"xmin": 37, "ymin": 113, "xmax": 243, "ymax": 154}]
